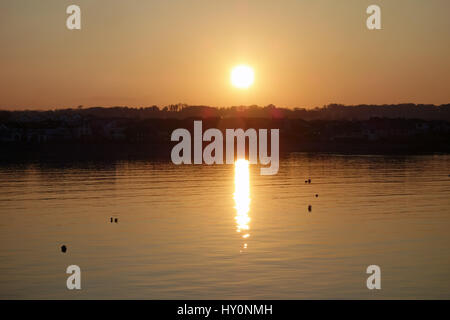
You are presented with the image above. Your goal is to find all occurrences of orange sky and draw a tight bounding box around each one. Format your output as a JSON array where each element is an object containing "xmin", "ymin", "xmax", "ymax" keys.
[{"xmin": 0, "ymin": 0, "xmax": 449, "ymax": 109}]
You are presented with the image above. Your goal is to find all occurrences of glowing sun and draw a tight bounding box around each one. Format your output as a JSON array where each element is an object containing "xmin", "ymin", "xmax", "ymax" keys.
[{"xmin": 231, "ymin": 65, "xmax": 254, "ymax": 89}]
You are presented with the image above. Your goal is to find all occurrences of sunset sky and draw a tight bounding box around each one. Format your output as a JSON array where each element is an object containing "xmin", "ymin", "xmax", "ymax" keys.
[{"xmin": 0, "ymin": 0, "xmax": 449, "ymax": 109}]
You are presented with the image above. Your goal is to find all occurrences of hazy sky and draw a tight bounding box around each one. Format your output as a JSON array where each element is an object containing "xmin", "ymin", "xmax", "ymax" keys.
[{"xmin": 1, "ymin": 0, "xmax": 449, "ymax": 109}]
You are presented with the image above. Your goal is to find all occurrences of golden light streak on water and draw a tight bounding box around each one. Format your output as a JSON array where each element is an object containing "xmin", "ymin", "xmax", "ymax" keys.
[{"xmin": 234, "ymin": 159, "xmax": 251, "ymax": 251}]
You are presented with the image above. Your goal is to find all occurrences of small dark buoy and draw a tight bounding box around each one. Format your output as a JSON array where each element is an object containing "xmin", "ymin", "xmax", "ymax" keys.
[
  {"xmin": 308, "ymin": 205, "xmax": 312, "ymax": 212},
  {"xmin": 315, "ymin": 194, "xmax": 319, "ymax": 198},
  {"xmin": 114, "ymin": 218, "xmax": 118, "ymax": 223},
  {"xmin": 61, "ymin": 245, "xmax": 67, "ymax": 253}
]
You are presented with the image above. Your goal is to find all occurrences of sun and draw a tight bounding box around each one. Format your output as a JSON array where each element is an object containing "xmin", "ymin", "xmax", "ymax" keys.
[{"xmin": 231, "ymin": 65, "xmax": 254, "ymax": 89}]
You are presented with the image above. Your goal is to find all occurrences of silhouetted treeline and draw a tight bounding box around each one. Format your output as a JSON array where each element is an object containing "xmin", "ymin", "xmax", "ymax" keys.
[
  {"xmin": 1, "ymin": 103, "xmax": 450, "ymax": 122},
  {"xmin": 1, "ymin": 109, "xmax": 450, "ymax": 160}
]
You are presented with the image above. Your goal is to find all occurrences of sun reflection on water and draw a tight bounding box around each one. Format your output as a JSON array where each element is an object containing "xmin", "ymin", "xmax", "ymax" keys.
[{"xmin": 234, "ymin": 159, "xmax": 251, "ymax": 252}]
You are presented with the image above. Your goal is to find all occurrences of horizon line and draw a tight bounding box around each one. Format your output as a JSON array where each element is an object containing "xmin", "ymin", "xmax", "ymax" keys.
[{"xmin": 2, "ymin": 102, "xmax": 450, "ymax": 112}]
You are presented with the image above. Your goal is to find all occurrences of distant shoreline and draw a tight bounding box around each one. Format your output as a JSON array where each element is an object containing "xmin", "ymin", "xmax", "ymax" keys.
[
  {"xmin": 1, "ymin": 141, "xmax": 448, "ymax": 163},
  {"xmin": 2, "ymin": 103, "xmax": 450, "ymax": 121},
  {"xmin": 2, "ymin": 108, "xmax": 450, "ymax": 162}
]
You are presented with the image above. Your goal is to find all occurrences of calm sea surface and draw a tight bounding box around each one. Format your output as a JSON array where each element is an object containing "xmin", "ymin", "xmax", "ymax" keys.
[{"xmin": 0, "ymin": 153, "xmax": 449, "ymax": 299}]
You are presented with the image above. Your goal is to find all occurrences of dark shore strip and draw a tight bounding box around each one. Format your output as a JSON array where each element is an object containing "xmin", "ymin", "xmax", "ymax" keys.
[{"xmin": 1, "ymin": 141, "xmax": 448, "ymax": 163}]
